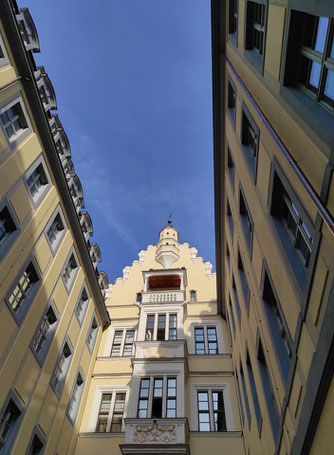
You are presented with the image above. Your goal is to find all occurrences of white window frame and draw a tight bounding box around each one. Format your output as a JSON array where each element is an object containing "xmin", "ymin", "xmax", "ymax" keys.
[
  {"xmin": 188, "ymin": 322, "xmax": 225, "ymax": 355},
  {"xmin": 86, "ymin": 314, "xmax": 98, "ymax": 353},
  {"xmin": 50, "ymin": 338, "xmax": 73, "ymax": 398},
  {"xmin": 190, "ymin": 383, "xmax": 234, "ymax": 432},
  {"xmin": 0, "ymin": 391, "xmax": 24, "ymax": 453},
  {"xmin": 30, "ymin": 300, "xmax": 59, "ymax": 365},
  {"xmin": 0, "ymin": 200, "xmax": 19, "ymax": 262},
  {"xmin": 5, "ymin": 257, "xmax": 40, "ymax": 323},
  {"xmin": 61, "ymin": 248, "xmax": 79, "ymax": 293},
  {"xmin": 24, "ymin": 155, "xmax": 51, "ymax": 207},
  {"xmin": 136, "ymin": 375, "xmax": 178, "ymax": 419},
  {"xmin": 137, "ymin": 306, "xmax": 184, "ymax": 342},
  {"xmin": 87, "ymin": 386, "xmax": 129, "ymax": 433},
  {"xmin": 0, "ymin": 33, "xmax": 9, "ymax": 68},
  {"xmin": 44, "ymin": 207, "xmax": 66, "ymax": 255},
  {"xmin": 0, "ymin": 95, "xmax": 32, "ymax": 149},
  {"xmin": 67, "ymin": 369, "xmax": 85, "ymax": 424},
  {"xmin": 110, "ymin": 328, "xmax": 136, "ymax": 357},
  {"xmin": 74, "ymin": 283, "xmax": 90, "ymax": 325}
]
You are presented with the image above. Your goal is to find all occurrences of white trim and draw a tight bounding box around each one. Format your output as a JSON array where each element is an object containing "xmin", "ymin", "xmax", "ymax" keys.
[
  {"xmin": 138, "ymin": 304, "xmax": 184, "ymax": 342},
  {"xmin": 87, "ymin": 385, "xmax": 130, "ymax": 432},
  {"xmin": 104, "ymin": 324, "xmax": 137, "ymax": 357},
  {"xmin": 24, "ymin": 154, "xmax": 51, "ymax": 208},
  {"xmin": 61, "ymin": 247, "xmax": 79, "ymax": 293},
  {"xmin": 0, "ymin": 33, "xmax": 9, "ymax": 68},
  {"xmin": 188, "ymin": 321, "xmax": 225, "ymax": 355},
  {"xmin": 0, "ymin": 94, "xmax": 32, "ymax": 149},
  {"xmin": 190, "ymin": 382, "xmax": 234, "ymax": 432},
  {"xmin": 44, "ymin": 206, "xmax": 66, "ymax": 255}
]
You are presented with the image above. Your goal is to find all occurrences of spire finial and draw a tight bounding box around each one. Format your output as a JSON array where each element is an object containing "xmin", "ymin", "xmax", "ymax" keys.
[{"xmin": 168, "ymin": 213, "xmax": 172, "ymax": 225}]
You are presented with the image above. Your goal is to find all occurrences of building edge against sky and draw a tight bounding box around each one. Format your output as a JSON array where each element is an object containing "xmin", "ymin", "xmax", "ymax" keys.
[
  {"xmin": 211, "ymin": 1, "xmax": 334, "ymax": 455},
  {"xmin": 0, "ymin": 0, "xmax": 334, "ymax": 454}
]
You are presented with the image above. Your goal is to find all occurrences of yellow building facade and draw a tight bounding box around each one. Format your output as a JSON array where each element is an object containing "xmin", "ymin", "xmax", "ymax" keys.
[
  {"xmin": 212, "ymin": 1, "xmax": 334, "ymax": 455},
  {"xmin": 0, "ymin": 2, "xmax": 109, "ymax": 454}
]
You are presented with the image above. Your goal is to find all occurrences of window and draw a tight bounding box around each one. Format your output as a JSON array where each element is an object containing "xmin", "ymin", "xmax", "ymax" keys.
[
  {"xmin": 136, "ymin": 292, "xmax": 142, "ymax": 303},
  {"xmin": 287, "ymin": 13, "xmax": 334, "ymax": 112},
  {"xmin": 87, "ymin": 316, "xmax": 98, "ymax": 352},
  {"xmin": 0, "ymin": 204, "xmax": 18, "ymax": 259},
  {"xmin": 263, "ymin": 270, "xmax": 292, "ymax": 382},
  {"xmin": 197, "ymin": 390, "xmax": 226, "ymax": 432},
  {"xmin": 0, "ymin": 34, "xmax": 9, "ymax": 67},
  {"xmin": 75, "ymin": 285, "xmax": 89, "ymax": 325},
  {"xmin": 226, "ymin": 197, "xmax": 234, "ymax": 238},
  {"xmin": 232, "ymin": 275, "xmax": 241, "ymax": 326},
  {"xmin": 46, "ymin": 211, "xmax": 65, "ymax": 253},
  {"xmin": 145, "ymin": 313, "xmax": 178, "ymax": 341},
  {"xmin": 239, "ymin": 187, "xmax": 253, "ymax": 250},
  {"xmin": 0, "ymin": 98, "xmax": 31, "ymax": 147},
  {"xmin": 27, "ymin": 428, "xmax": 45, "ymax": 455},
  {"xmin": 96, "ymin": 392, "xmax": 126, "ymax": 433},
  {"xmin": 67, "ymin": 372, "xmax": 85, "ymax": 423},
  {"xmin": 31, "ymin": 302, "xmax": 59, "ymax": 364},
  {"xmin": 229, "ymin": 0, "xmax": 238, "ymax": 36},
  {"xmin": 257, "ymin": 340, "xmax": 279, "ymax": 438},
  {"xmin": 6, "ymin": 261, "xmax": 39, "ymax": 322},
  {"xmin": 228, "ymin": 295, "xmax": 236, "ymax": 338},
  {"xmin": 228, "ymin": 79, "xmax": 236, "ymax": 125},
  {"xmin": 25, "ymin": 159, "xmax": 50, "ymax": 206},
  {"xmin": 62, "ymin": 250, "xmax": 79, "ymax": 292},
  {"xmin": 190, "ymin": 290, "xmax": 197, "ymax": 301},
  {"xmin": 50, "ymin": 340, "xmax": 73, "ymax": 398},
  {"xmin": 138, "ymin": 377, "xmax": 177, "ymax": 419},
  {"xmin": 238, "ymin": 250, "xmax": 249, "ymax": 309},
  {"xmin": 271, "ymin": 169, "xmax": 314, "ymax": 291},
  {"xmin": 235, "ymin": 370, "xmax": 244, "ymax": 425},
  {"xmin": 246, "ymin": 352, "xmax": 262, "ymax": 433},
  {"xmin": 241, "ymin": 107, "xmax": 259, "ymax": 174},
  {"xmin": 239, "ymin": 363, "xmax": 251, "ymax": 428},
  {"xmin": 245, "ymin": 1, "xmax": 266, "ymax": 66},
  {"xmin": 0, "ymin": 397, "xmax": 22, "ymax": 454},
  {"xmin": 227, "ymin": 147, "xmax": 234, "ymax": 189},
  {"xmin": 195, "ymin": 326, "xmax": 218, "ymax": 355},
  {"xmin": 111, "ymin": 329, "xmax": 135, "ymax": 356}
]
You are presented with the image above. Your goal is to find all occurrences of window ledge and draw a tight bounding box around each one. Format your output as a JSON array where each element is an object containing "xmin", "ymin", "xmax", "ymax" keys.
[
  {"xmin": 78, "ymin": 432, "xmax": 125, "ymax": 438},
  {"xmin": 190, "ymin": 431, "xmax": 243, "ymax": 437}
]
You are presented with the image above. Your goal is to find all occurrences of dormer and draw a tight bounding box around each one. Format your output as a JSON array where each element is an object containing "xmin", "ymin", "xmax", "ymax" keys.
[
  {"xmin": 34, "ymin": 66, "xmax": 57, "ymax": 111},
  {"xmin": 90, "ymin": 243, "xmax": 102, "ymax": 269},
  {"xmin": 80, "ymin": 211, "xmax": 93, "ymax": 241},
  {"xmin": 16, "ymin": 8, "xmax": 40, "ymax": 53}
]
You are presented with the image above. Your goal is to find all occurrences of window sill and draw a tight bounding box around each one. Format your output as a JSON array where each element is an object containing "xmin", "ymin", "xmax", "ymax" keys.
[
  {"xmin": 244, "ymin": 49, "xmax": 264, "ymax": 75},
  {"xmin": 190, "ymin": 430, "xmax": 242, "ymax": 437}
]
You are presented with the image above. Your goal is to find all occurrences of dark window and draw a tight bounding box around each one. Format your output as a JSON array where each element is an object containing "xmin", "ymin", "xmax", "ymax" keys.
[
  {"xmin": 87, "ymin": 317, "xmax": 98, "ymax": 352},
  {"xmin": 242, "ymin": 108, "xmax": 259, "ymax": 174},
  {"xmin": 7, "ymin": 262, "xmax": 39, "ymax": 318},
  {"xmin": 227, "ymin": 147, "xmax": 234, "ymax": 189},
  {"xmin": 232, "ymin": 275, "xmax": 241, "ymax": 326},
  {"xmin": 286, "ymin": 13, "xmax": 334, "ymax": 112},
  {"xmin": 239, "ymin": 188, "xmax": 253, "ymax": 250},
  {"xmin": 240, "ymin": 363, "xmax": 251, "ymax": 428},
  {"xmin": 195, "ymin": 327, "xmax": 205, "ymax": 355},
  {"xmin": 190, "ymin": 290, "xmax": 197, "ymax": 301},
  {"xmin": 0, "ymin": 102, "xmax": 27, "ymax": 139},
  {"xmin": 228, "ymin": 295, "xmax": 236, "ymax": 337},
  {"xmin": 226, "ymin": 198, "xmax": 234, "ymax": 238},
  {"xmin": 168, "ymin": 314, "xmax": 177, "ymax": 340},
  {"xmin": 257, "ymin": 340, "xmax": 279, "ymax": 438},
  {"xmin": 238, "ymin": 250, "xmax": 249, "ymax": 309},
  {"xmin": 152, "ymin": 378, "xmax": 163, "ymax": 418},
  {"xmin": 26, "ymin": 163, "xmax": 48, "ymax": 199},
  {"xmin": 157, "ymin": 314, "xmax": 166, "ymax": 341},
  {"xmin": 271, "ymin": 171, "xmax": 314, "ymax": 291},
  {"xmin": 228, "ymin": 80, "xmax": 236, "ymax": 125},
  {"xmin": 212, "ymin": 391, "xmax": 226, "ymax": 431},
  {"xmin": 263, "ymin": 272, "xmax": 292, "ymax": 382},
  {"xmin": 235, "ymin": 370, "xmax": 244, "ymax": 425},
  {"xmin": 0, "ymin": 399, "xmax": 21, "ymax": 453},
  {"xmin": 67, "ymin": 372, "xmax": 84, "ymax": 423},
  {"xmin": 0, "ymin": 206, "xmax": 17, "ymax": 247},
  {"xmin": 229, "ymin": 0, "xmax": 238, "ymax": 35},
  {"xmin": 46, "ymin": 213, "xmax": 64, "ymax": 249},
  {"xmin": 245, "ymin": 1, "xmax": 266, "ymax": 56},
  {"xmin": 75, "ymin": 286, "xmax": 89, "ymax": 324},
  {"xmin": 136, "ymin": 292, "xmax": 142, "ymax": 303},
  {"xmin": 31, "ymin": 304, "xmax": 58, "ymax": 362},
  {"xmin": 50, "ymin": 341, "xmax": 72, "ymax": 397},
  {"xmin": 246, "ymin": 353, "xmax": 262, "ymax": 433},
  {"xmin": 27, "ymin": 434, "xmax": 44, "ymax": 455},
  {"xmin": 226, "ymin": 241, "xmax": 230, "ymax": 266},
  {"xmin": 166, "ymin": 378, "xmax": 177, "ymax": 417},
  {"xmin": 197, "ymin": 391, "xmax": 226, "ymax": 432},
  {"xmin": 145, "ymin": 315, "xmax": 155, "ymax": 341},
  {"xmin": 138, "ymin": 379, "xmax": 150, "ymax": 418}
]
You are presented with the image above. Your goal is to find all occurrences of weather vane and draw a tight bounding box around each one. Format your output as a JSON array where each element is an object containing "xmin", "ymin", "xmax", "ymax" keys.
[{"xmin": 168, "ymin": 213, "xmax": 172, "ymax": 225}]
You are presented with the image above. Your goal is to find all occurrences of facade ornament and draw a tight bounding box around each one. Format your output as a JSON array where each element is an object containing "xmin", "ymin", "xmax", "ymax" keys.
[{"xmin": 133, "ymin": 423, "xmax": 176, "ymax": 444}]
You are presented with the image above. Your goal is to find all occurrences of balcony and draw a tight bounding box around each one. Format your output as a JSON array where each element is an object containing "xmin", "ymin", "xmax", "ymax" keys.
[
  {"xmin": 141, "ymin": 290, "xmax": 185, "ymax": 304},
  {"xmin": 120, "ymin": 418, "xmax": 190, "ymax": 455},
  {"xmin": 135, "ymin": 339, "xmax": 187, "ymax": 359}
]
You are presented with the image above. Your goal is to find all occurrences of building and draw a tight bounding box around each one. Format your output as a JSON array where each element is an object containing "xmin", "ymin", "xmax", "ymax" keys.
[
  {"xmin": 211, "ymin": 1, "xmax": 334, "ymax": 455},
  {"xmin": 74, "ymin": 222, "xmax": 245, "ymax": 455},
  {"xmin": 0, "ymin": 1, "xmax": 110, "ymax": 454}
]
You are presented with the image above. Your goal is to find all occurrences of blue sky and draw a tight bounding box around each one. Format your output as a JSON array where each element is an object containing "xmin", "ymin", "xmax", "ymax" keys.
[{"xmin": 24, "ymin": 0, "xmax": 215, "ymax": 282}]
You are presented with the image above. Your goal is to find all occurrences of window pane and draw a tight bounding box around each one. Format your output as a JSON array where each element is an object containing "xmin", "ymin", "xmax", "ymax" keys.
[
  {"xmin": 314, "ymin": 17, "xmax": 329, "ymax": 53},
  {"xmin": 309, "ymin": 61, "xmax": 321, "ymax": 89},
  {"xmin": 324, "ymin": 69, "xmax": 334, "ymax": 101}
]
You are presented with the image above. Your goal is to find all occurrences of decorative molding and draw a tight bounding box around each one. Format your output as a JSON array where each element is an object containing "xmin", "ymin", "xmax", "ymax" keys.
[
  {"xmin": 133, "ymin": 423, "xmax": 176, "ymax": 444},
  {"xmin": 138, "ymin": 250, "xmax": 146, "ymax": 263},
  {"xmin": 123, "ymin": 266, "xmax": 131, "ymax": 282}
]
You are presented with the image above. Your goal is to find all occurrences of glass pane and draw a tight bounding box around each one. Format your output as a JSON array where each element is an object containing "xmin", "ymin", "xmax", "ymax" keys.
[
  {"xmin": 309, "ymin": 61, "xmax": 321, "ymax": 89},
  {"xmin": 199, "ymin": 421, "xmax": 210, "ymax": 431},
  {"xmin": 167, "ymin": 409, "xmax": 176, "ymax": 418},
  {"xmin": 314, "ymin": 17, "xmax": 329, "ymax": 53},
  {"xmin": 168, "ymin": 378, "xmax": 176, "ymax": 388},
  {"xmin": 324, "ymin": 70, "xmax": 334, "ymax": 101},
  {"xmin": 199, "ymin": 413, "xmax": 210, "ymax": 422},
  {"xmin": 158, "ymin": 315, "xmax": 166, "ymax": 328},
  {"xmin": 195, "ymin": 328, "xmax": 204, "ymax": 341},
  {"xmin": 125, "ymin": 330, "xmax": 134, "ymax": 342},
  {"xmin": 331, "ymin": 37, "xmax": 334, "ymax": 58},
  {"xmin": 167, "ymin": 399, "xmax": 176, "ymax": 409},
  {"xmin": 138, "ymin": 400, "xmax": 148, "ymax": 409}
]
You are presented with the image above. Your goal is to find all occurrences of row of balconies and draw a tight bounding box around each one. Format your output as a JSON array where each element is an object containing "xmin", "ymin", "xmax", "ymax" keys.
[{"xmin": 15, "ymin": 7, "xmax": 109, "ymax": 295}]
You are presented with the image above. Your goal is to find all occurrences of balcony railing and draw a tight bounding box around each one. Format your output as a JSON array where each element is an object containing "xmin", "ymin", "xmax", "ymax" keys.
[{"xmin": 141, "ymin": 290, "xmax": 185, "ymax": 304}]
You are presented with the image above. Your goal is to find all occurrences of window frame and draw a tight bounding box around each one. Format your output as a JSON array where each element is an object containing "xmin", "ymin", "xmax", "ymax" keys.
[
  {"xmin": 30, "ymin": 300, "xmax": 59, "ymax": 365},
  {"xmin": 91, "ymin": 387, "xmax": 128, "ymax": 433},
  {"xmin": 61, "ymin": 248, "xmax": 79, "ymax": 293},
  {"xmin": 24, "ymin": 156, "xmax": 51, "ymax": 208},
  {"xmin": 241, "ymin": 103, "xmax": 260, "ymax": 178},
  {"xmin": 74, "ymin": 283, "xmax": 90, "ymax": 326},
  {"xmin": 110, "ymin": 328, "xmax": 135, "ymax": 357},
  {"xmin": 144, "ymin": 312, "xmax": 178, "ymax": 341},
  {"xmin": 191, "ymin": 383, "xmax": 234, "ymax": 432},
  {"xmin": 137, "ymin": 375, "xmax": 177, "ymax": 419},
  {"xmin": 50, "ymin": 337, "xmax": 73, "ymax": 399},
  {"xmin": 0, "ymin": 391, "xmax": 24, "ymax": 454},
  {"xmin": 227, "ymin": 77, "xmax": 237, "ymax": 127},
  {"xmin": 228, "ymin": 0, "xmax": 238, "ymax": 43},
  {"xmin": 0, "ymin": 33, "xmax": 9, "ymax": 68},
  {"xmin": 0, "ymin": 95, "xmax": 32, "ymax": 149},
  {"xmin": 44, "ymin": 207, "xmax": 66, "ymax": 255},
  {"xmin": 5, "ymin": 257, "xmax": 40, "ymax": 324},
  {"xmin": 0, "ymin": 200, "xmax": 19, "ymax": 262},
  {"xmin": 227, "ymin": 145, "xmax": 235, "ymax": 191},
  {"xmin": 244, "ymin": 0, "xmax": 268, "ymax": 72},
  {"xmin": 26, "ymin": 425, "xmax": 45, "ymax": 455},
  {"xmin": 86, "ymin": 314, "xmax": 99, "ymax": 353},
  {"xmin": 239, "ymin": 185, "xmax": 254, "ymax": 253},
  {"xmin": 66, "ymin": 369, "xmax": 85, "ymax": 425},
  {"xmin": 190, "ymin": 322, "xmax": 225, "ymax": 355}
]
